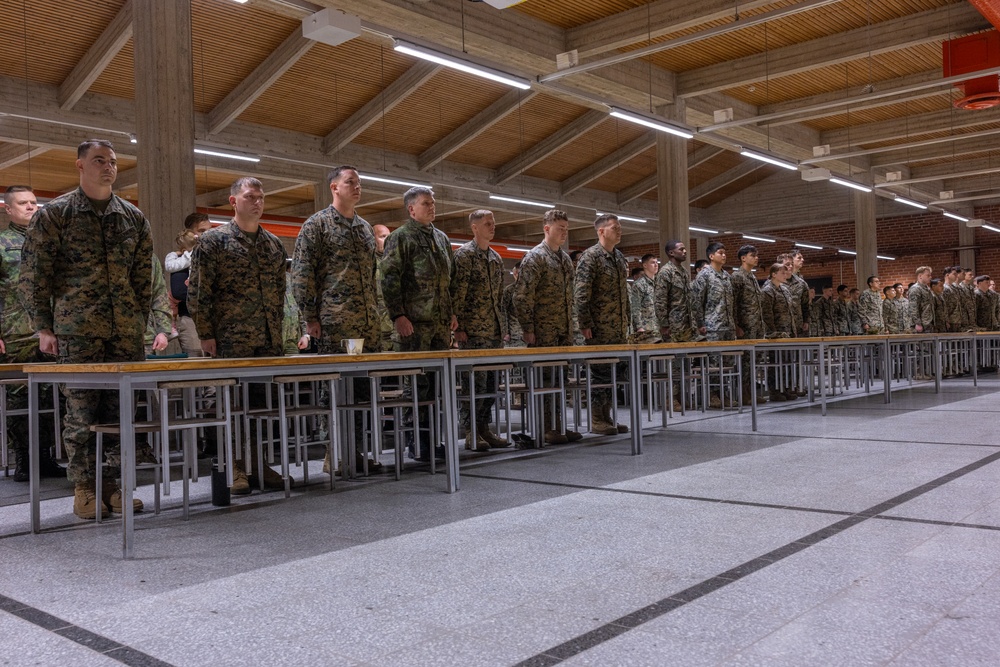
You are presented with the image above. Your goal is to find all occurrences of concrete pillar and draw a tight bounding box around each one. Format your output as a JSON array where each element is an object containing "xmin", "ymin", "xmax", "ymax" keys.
[
  {"xmin": 133, "ymin": 0, "xmax": 196, "ymax": 259},
  {"xmin": 656, "ymin": 100, "xmax": 688, "ymax": 261},
  {"xmin": 958, "ymin": 218, "xmax": 976, "ymax": 272},
  {"xmin": 314, "ymin": 178, "xmax": 332, "ymax": 212},
  {"xmin": 853, "ymin": 189, "xmax": 877, "ymax": 284}
]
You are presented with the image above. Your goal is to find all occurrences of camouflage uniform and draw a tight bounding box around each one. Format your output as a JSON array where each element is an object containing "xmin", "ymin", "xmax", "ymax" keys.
[
  {"xmin": 144, "ymin": 256, "xmax": 172, "ymax": 355},
  {"xmin": 882, "ymin": 298, "xmax": 900, "ymax": 334},
  {"xmin": 907, "ymin": 283, "xmax": 935, "ymax": 333},
  {"xmin": 814, "ymin": 298, "xmax": 835, "ymax": 336},
  {"xmin": 451, "ymin": 240, "xmax": 505, "ymax": 430},
  {"xmin": 690, "ymin": 266, "xmax": 735, "ymax": 341},
  {"xmin": 18, "ymin": 188, "xmax": 153, "ymax": 484},
  {"xmin": 575, "ymin": 243, "xmax": 630, "ymax": 415},
  {"xmin": 858, "ymin": 289, "xmax": 884, "ymax": 334},
  {"xmin": 731, "ymin": 266, "xmax": 765, "ymax": 394},
  {"xmin": 375, "ymin": 250, "xmax": 394, "ymax": 351},
  {"xmin": 786, "ymin": 273, "xmax": 810, "ymax": 336},
  {"xmin": 959, "ymin": 282, "xmax": 977, "ymax": 331},
  {"xmin": 897, "ymin": 296, "xmax": 913, "ymax": 332},
  {"xmin": 282, "ymin": 273, "xmax": 308, "ymax": 356},
  {"xmin": 847, "ymin": 301, "xmax": 863, "ymax": 335},
  {"xmin": 501, "ymin": 281, "xmax": 524, "ymax": 347},
  {"xmin": 942, "ymin": 283, "xmax": 962, "ymax": 332},
  {"xmin": 653, "ymin": 261, "xmax": 697, "ymax": 342},
  {"xmin": 760, "ymin": 281, "xmax": 793, "ymax": 338},
  {"xmin": 629, "ymin": 274, "xmax": 659, "ymax": 343},
  {"xmin": 977, "ymin": 288, "xmax": 998, "ymax": 330},
  {"xmin": 381, "ymin": 219, "xmax": 454, "ymax": 455},
  {"xmin": 291, "ymin": 206, "xmax": 380, "ymax": 352},
  {"xmin": 0, "ymin": 221, "xmax": 57, "ymax": 470},
  {"xmin": 188, "ymin": 220, "xmax": 287, "ymax": 358},
  {"xmin": 932, "ymin": 291, "xmax": 948, "ymax": 335},
  {"xmin": 513, "ymin": 242, "xmax": 574, "ymax": 347},
  {"xmin": 831, "ymin": 299, "xmax": 850, "ymax": 336}
]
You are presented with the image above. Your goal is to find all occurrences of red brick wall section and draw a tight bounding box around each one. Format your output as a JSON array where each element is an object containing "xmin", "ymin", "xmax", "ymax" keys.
[{"xmin": 619, "ymin": 205, "xmax": 1000, "ymax": 288}]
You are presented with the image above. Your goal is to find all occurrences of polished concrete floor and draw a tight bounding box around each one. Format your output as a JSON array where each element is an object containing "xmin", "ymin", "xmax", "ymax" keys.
[{"xmin": 2, "ymin": 376, "xmax": 1000, "ymax": 666}]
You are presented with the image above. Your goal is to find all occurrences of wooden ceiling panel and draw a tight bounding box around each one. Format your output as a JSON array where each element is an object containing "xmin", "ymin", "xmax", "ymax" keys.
[
  {"xmin": 0, "ymin": 147, "xmax": 136, "ymax": 195},
  {"xmin": 447, "ymin": 94, "xmax": 591, "ymax": 170},
  {"xmin": 688, "ymin": 150, "xmax": 744, "ymax": 187},
  {"xmin": 352, "ymin": 69, "xmax": 510, "ymax": 155},
  {"xmin": 909, "ymin": 149, "xmax": 1000, "ymax": 169},
  {"xmin": 692, "ymin": 164, "xmax": 779, "ymax": 208},
  {"xmin": 513, "ymin": 0, "xmax": 650, "ymax": 30},
  {"xmin": 523, "ymin": 118, "xmax": 647, "ymax": 183},
  {"xmin": 854, "ymin": 121, "xmax": 1000, "ymax": 150},
  {"xmin": 803, "ymin": 92, "xmax": 955, "ymax": 132},
  {"xmin": 585, "ymin": 145, "xmax": 657, "ymax": 194},
  {"xmin": 240, "ymin": 39, "xmax": 413, "ymax": 137},
  {"xmin": 0, "ymin": 0, "xmax": 126, "ymax": 88}
]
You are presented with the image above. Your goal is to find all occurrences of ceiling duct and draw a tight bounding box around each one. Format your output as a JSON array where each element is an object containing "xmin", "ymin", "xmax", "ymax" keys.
[{"xmin": 943, "ymin": 25, "xmax": 1000, "ymax": 109}]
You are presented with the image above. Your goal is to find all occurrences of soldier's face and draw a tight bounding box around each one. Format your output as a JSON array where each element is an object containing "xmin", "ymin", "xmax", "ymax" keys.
[
  {"xmin": 331, "ymin": 169, "xmax": 362, "ymax": 208},
  {"xmin": 782, "ymin": 259, "xmax": 793, "ymax": 274},
  {"xmin": 709, "ymin": 248, "xmax": 726, "ymax": 265},
  {"xmin": 742, "ymin": 252, "xmax": 758, "ymax": 268},
  {"xmin": 642, "ymin": 257, "xmax": 658, "ymax": 276},
  {"xmin": 886, "ymin": 287, "xmax": 896, "ymax": 299},
  {"xmin": 966, "ymin": 271, "xmax": 974, "ymax": 283},
  {"xmin": 918, "ymin": 271, "xmax": 931, "ymax": 285},
  {"xmin": 4, "ymin": 190, "xmax": 37, "ymax": 225},
  {"xmin": 408, "ymin": 194, "xmax": 435, "ymax": 225},
  {"xmin": 871, "ymin": 277, "xmax": 881, "ymax": 290},
  {"xmin": 230, "ymin": 186, "xmax": 265, "ymax": 223},
  {"xmin": 77, "ymin": 146, "xmax": 117, "ymax": 191},
  {"xmin": 792, "ymin": 253, "xmax": 804, "ymax": 270},
  {"xmin": 667, "ymin": 243, "xmax": 687, "ymax": 262},
  {"xmin": 545, "ymin": 219, "xmax": 569, "ymax": 246},
  {"xmin": 194, "ymin": 219, "xmax": 212, "ymax": 236},
  {"xmin": 373, "ymin": 225, "xmax": 390, "ymax": 252},
  {"xmin": 598, "ymin": 218, "xmax": 622, "ymax": 246},
  {"xmin": 472, "ymin": 213, "xmax": 496, "ymax": 243}
]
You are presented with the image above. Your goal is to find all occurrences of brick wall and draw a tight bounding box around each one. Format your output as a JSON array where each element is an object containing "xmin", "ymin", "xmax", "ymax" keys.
[{"xmin": 619, "ymin": 205, "xmax": 1000, "ymax": 288}]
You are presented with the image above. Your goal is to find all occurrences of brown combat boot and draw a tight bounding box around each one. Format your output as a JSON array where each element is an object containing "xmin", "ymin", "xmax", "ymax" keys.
[
  {"xmin": 73, "ymin": 482, "xmax": 100, "ymax": 520},
  {"xmin": 479, "ymin": 425, "xmax": 511, "ymax": 448},
  {"xmin": 102, "ymin": 480, "xmax": 144, "ymax": 514}
]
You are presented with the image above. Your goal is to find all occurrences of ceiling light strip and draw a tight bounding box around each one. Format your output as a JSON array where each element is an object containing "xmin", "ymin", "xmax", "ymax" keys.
[
  {"xmin": 795, "ymin": 242, "xmax": 823, "ymax": 250},
  {"xmin": 194, "ymin": 148, "xmax": 260, "ymax": 163},
  {"xmin": 742, "ymin": 234, "xmax": 776, "ymax": 242},
  {"xmin": 609, "ymin": 108, "xmax": 693, "ymax": 139},
  {"xmin": 894, "ymin": 197, "xmax": 927, "ymax": 210},
  {"xmin": 489, "ymin": 194, "xmax": 554, "ymax": 208},
  {"xmin": 829, "ymin": 177, "xmax": 872, "ymax": 193},
  {"xmin": 739, "ymin": 149, "xmax": 798, "ymax": 171},
  {"xmin": 689, "ymin": 226, "xmax": 719, "ymax": 234},
  {"xmin": 393, "ymin": 40, "xmax": 531, "ymax": 90}
]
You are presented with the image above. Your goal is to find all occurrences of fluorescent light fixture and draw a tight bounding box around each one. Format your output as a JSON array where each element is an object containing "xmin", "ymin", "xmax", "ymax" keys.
[
  {"xmin": 194, "ymin": 148, "xmax": 260, "ymax": 163},
  {"xmin": 877, "ymin": 255, "xmax": 896, "ymax": 261},
  {"xmin": 609, "ymin": 108, "xmax": 694, "ymax": 139},
  {"xmin": 359, "ymin": 173, "xmax": 428, "ymax": 188},
  {"xmin": 894, "ymin": 196, "xmax": 927, "ymax": 210},
  {"xmin": 597, "ymin": 211, "xmax": 646, "ymax": 223},
  {"xmin": 739, "ymin": 149, "xmax": 797, "ymax": 171},
  {"xmin": 689, "ymin": 226, "xmax": 719, "ymax": 234},
  {"xmin": 838, "ymin": 249, "xmax": 857, "ymax": 256},
  {"xmin": 829, "ymin": 177, "xmax": 871, "ymax": 193},
  {"xmin": 128, "ymin": 133, "xmax": 137, "ymax": 144},
  {"xmin": 943, "ymin": 211, "xmax": 970, "ymax": 222},
  {"xmin": 489, "ymin": 194, "xmax": 554, "ymax": 208},
  {"xmin": 504, "ymin": 246, "xmax": 531, "ymax": 254},
  {"xmin": 983, "ymin": 224, "xmax": 1000, "ymax": 233},
  {"xmin": 231, "ymin": 0, "xmax": 248, "ymax": 4},
  {"xmin": 393, "ymin": 40, "xmax": 531, "ymax": 90},
  {"xmin": 208, "ymin": 217, "xmax": 230, "ymax": 225},
  {"xmin": 742, "ymin": 234, "xmax": 775, "ymax": 243},
  {"xmin": 795, "ymin": 242, "xmax": 823, "ymax": 250}
]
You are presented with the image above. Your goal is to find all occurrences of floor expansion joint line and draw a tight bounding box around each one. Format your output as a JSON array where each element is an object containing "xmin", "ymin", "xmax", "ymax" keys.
[
  {"xmin": 0, "ymin": 594, "xmax": 177, "ymax": 667},
  {"xmin": 873, "ymin": 513, "xmax": 1000, "ymax": 532},
  {"xmin": 512, "ymin": 449, "xmax": 1000, "ymax": 667},
  {"xmin": 662, "ymin": 430, "xmax": 1000, "ymax": 450},
  {"xmin": 461, "ymin": 472, "xmax": 857, "ymax": 518}
]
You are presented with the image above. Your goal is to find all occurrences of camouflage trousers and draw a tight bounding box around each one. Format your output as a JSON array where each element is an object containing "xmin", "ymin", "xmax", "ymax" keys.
[
  {"xmin": 458, "ymin": 337, "xmax": 501, "ymax": 429},
  {"xmin": 3, "ymin": 341, "xmax": 57, "ymax": 459},
  {"xmin": 318, "ymin": 336, "xmax": 371, "ymax": 451},
  {"xmin": 585, "ymin": 337, "xmax": 628, "ymax": 408},
  {"xmin": 737, "ymin": 329, "xmax": 765, "ymax": 392},
  {"xmin": 530, "ymin": 333, "xmax": 573, "ymax": 430},
  {"xmin": 58, "ymin": 333, "xmax": 144, "ymax": 484}
]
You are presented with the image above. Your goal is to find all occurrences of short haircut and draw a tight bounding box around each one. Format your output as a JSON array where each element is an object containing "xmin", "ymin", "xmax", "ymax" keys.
[
  {"xmin": 893, "ymin": 282, "xmax": 904, "ymax": 290},
  {"xmin": 77, "ymin": 139, "xmax": 114, "ymax": 159},
  {"xmin": 850, "ymin": 288, "xmax": 859, "ymax": 295},
  {"xmin": 3, "ymin": 185, "xmax": 32, "ymax": 206},
  {"xmin": 769, "ymin": 262, "xmax": 784, "ymax": 277},
  {"xmin": 837, "ymin": 284, "xmax": 848, "ymax": 293},
  {"xmin": 403, "ymin": 186, "xmax": 434, "ymax": 209},
  {"xmin": 776, "ymin": 252, "xmax": 790, "ymax": 263},
  {"xmin": 469, "ymin": 209, "xmax": 493, "ymax": 225},
  {"xmin": 964, "ymin": 267, "xmax": 973, "ymax": 273},
  {"xmin": 230, "ymin": 176, "xmax": 263, "ymax": 197},
  {"xmin": 543, "ymin": 209, "xmax": 568, "ymax": 224},
  {"xmin": 867, "ymin": 275, "xmax": 879, "ymax": 286},
  {"xmin": 183, "ymin": 212, "xmax": 209, "ymax": 230},
  {"xmin": 326, "ymin": 165, "xmax": 357, "ymax": 187},
  {"xmin": 694, "ymin": 259, "xmax": 709, "ymax": 271},
  {"xmin": 788, "ymin": 249, "xmax": 803, "ymax": 259},
  {"xmin": 737, "ymin": 244, "xmax": 757, "ymax": 260},
  {"xmin": 883, "ymin": 286, "xmax": 894, "ymax": 295},
  {"xmin": 594, "ymin": 213, "xmax": 618, "ymax": 230},
  {"xmin": 569, "ymin": 250, "xmax": 583, "ymax": 262},
  {"xmin": 705, "ymin": 241, "xmax": 724, "ymax": 259},
  {"xmin": 641, "ymin": 253, "xmax": 656, "ymax": 264},
  {"xmin": 664, "ymin": 239, "xmax": 682, "ymax": 254},
  {"xmin": 977, "ymin": 275, "xmax": 990, "ymax": 284},
  {"xmin": 630, "ymin": 267, "xmax": 643, "ymax": 279},
  {"xmin": 915, "ymin": 266, "xmax": 932, "ymax": 277},
  {"xmin": 931, "ymin": 278, "xmax": 942, "ymax": 286}
]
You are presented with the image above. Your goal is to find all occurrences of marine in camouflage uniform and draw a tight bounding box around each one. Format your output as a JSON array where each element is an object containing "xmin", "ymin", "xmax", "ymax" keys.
[
  {"xmin": 380, "ymin": 187, "xmax": 455, "ymax": 460},
  {"xmin": 281, "ymin": 272, "xmax": 308, "ymax": 356},
  {"xmin": 373, "ymin": 224, "xmax": 395, "ymax": 352},
  {"xmin": 882, "ymin": 287, "xmax": 900, "ymax": 334},
  {"xmin": 653, "ymin": 244, "xmax": 697, "ymax": 343},
  {"xmin": 144, "ymin": 255, "xmax": 173, "ymax": 356},
  {"xmin": 512, "ymin": 210, "xmax": 581, "ymax": 443},
  {"xmin": 450, "ymin": 211, "xmax": 509, "ymax": 449},
  {"xmin": 759, "ymin": 263, "xmax": 796, "ymax": 400},
  {"xmin": 731, "ymin": 246, "xmax": 766, "ymax": 401},
  {"xmin": 975, "ymin": 279, "xmax": 997, "ymax": 330},
  {"xmin": 501, "ymin": 267, "xmax": 524, "ymax": 348},
  {"xmin": 960, "ymin": 271, "xmax": 977, "ymax": 331},
  {"xmin": 690, "ymin": 242, "xmax": 735, "ymax": 408},
  {"xmin": 629, "ymin": 254, "xmax": 660, "ymax": 344},
  {"xmin": 0, "ymin": 187, "xmax": 60, "ymax": 481},
  {"xmin": 847, "ymin": 293, "xmax": 863, "ymax": 335},
  {"xmin": 18, "ymin": 142, "xmax": 152, "ymax": 520},
  {"xmin": 896, "ymin": 288, "xmax": 913, "ymax": 333},
  {"xmin": 786, "ymin": 251, "xmax": 811, "ymax": 336},
  {"xmin": 858, "ymin": 280, "xmax": 885, "ymax": 334},
  {"xmin": 942, "ymin": 270, "xmax": 963, "ymax": 332},
  {"xmin": 908, "ymin": 273, "xmax": 935, "ymax": 334},
  {"xmin": 813, "ymin": 290, "xmax": 836, "ymax": 336},
  {"xmin": 574, "ymin": 215, "xmax": 630, "ymax": 435},
  {"xmin": 831, "ymin": 289, "xmax": 850, "ymax": 336}
]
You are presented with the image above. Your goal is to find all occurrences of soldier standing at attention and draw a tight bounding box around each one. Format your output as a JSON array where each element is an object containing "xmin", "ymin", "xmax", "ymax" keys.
[
  {"xmin": 942, "ymin": 267, "xmax": 963, "ymax": 332},
  {"xmin": 859, "ymin": 276, "xmax": 884, "ymax": 334},
  {"xmin": 188, "ymin": 176, "xmax": 288, "ymax": 494},
  {"xmin": 502, "ymin": 262, "xmax": 524, "ymax": 348},
  {"xmin": 18, "ymin": 140, "xmax": 151, "ymax": 519},
  {"xmin": 654, "ymin": 239, "xmax": 696, "ymax": 412},
  {"xmin": 1, "ymin": 186, "xmax": 63, "ymax": 482},
  {"xmin": 291, "ymin": 166, "xmax": 383, "ymax": 475},
  {"xmin": 832, "ymin": 285, "xmax": 851, "ymax": 336},
  {"xmin": 760, "ymin": 262, "xmax": 795, "ymax": 401},
  {"xmin": 451, "ymin": 210, "xmax": 510, "ymax": 450},
  {"xmin": 848, "ymin": 288, "xmax": 863, "ymax": 335},
  {"xmin": 690, "ymin": 241, "xmax": 735, "ymax": 409},
  {"xmin": 960, "ymin": 268, "xmax": 977, "ymax": 331},
  {"xmin": 894, "ymin": 282, "xmax": 912, "ymax": 332},
  {"xmin": 882, "ymin": 285, "xmax": 899, "ymax": 333},
  {"xmin": 731, "ymin": 245, "xmax": 767, "ymax": 404},
  {"xmin": 514, "ymin": 210, "xmax": 583, "ymax": 445},
  {"xmin": 908, "ymin": 267, "xmax": 935, "ymax": 334},
  {"xmin": 975, "ymin": 276, "xmax": 996, "ymax": 330},
  {"xmin": 575, "ymin": 214, "xmax": 630, "ymax": 436},
  {"xmin": 786, "ymin": 249, "xmax": 811, "ymax": 337},
  {"xmin": 630, "ymin": 254, "xmax": 660, "ymax": 343},
  {"xmin": 381, "ymin": 186, "xmax": 457, "ymax": 461}
]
